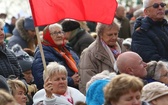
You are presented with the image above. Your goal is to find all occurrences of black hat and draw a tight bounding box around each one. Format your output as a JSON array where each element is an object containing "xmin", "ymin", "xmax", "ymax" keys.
[
  {"xmin": 61, "ymin": 20, "xmax": 80, "ymax": 32},
  {"xmin": 0, "ymin": 75, "xmax": 10, "ymax": 92}
]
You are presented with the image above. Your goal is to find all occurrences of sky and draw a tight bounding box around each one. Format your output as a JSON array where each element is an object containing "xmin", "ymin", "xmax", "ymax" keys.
[{"xmin": 0, "ymin": 0, "xmax": 32, "ymax": 23}]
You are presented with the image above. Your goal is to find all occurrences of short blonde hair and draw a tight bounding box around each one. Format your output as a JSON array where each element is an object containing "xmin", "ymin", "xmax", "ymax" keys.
[
  {"xmin": 104, "ymin": 74, "xmax": 143, "ymax": 105},
  {"xmin": 96, "ymin": 18, "xmax": 121, "ymax": 36},
  {"xmin": 43, "ymin": 62, "xmax": 67, "ymax": 80},
  {"xmin": 7, "ymin": 79, "xmax": 27, "ymax": 96},
  {"xmin": 0, "ymin": 89, "xmax": 17, "ymax": 105}
]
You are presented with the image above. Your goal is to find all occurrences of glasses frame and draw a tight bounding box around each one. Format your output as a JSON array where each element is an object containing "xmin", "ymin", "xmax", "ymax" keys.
[
  {"xmin": 50, "ymin": 31, "xmax": 65, "ymax": 36},
  {"xmin": 146, "ymin": 3, "xmax": 166, "ymax": 9}
]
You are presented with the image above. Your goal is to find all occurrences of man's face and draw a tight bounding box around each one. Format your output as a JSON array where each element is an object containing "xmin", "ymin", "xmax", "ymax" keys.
[
  {"xmin": 0, "ymin": 26, "xmax": 5, "ymax": 45},
  {"xmin": 131, "ymin": 55, "xmax": 147, "ymax": 78},
  {"xmin": 144, "ymin": 0, "xmax": 165, "ymax": 21}
]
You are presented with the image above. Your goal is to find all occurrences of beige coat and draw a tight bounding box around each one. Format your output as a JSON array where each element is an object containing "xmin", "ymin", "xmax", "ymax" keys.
[{"xmin": 78, "ymin": 37, "xmax": 121, "ymax": 94}]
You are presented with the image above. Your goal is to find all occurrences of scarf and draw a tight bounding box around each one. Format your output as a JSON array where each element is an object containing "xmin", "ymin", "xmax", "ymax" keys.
[{"xmin": 54, "ymin": 47, "xmax": 78, "ymax": 73}]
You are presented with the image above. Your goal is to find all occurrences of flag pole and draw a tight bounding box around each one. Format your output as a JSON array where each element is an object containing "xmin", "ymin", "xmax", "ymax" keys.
[{"xmin": 35, "ymin": 27, "xmax": 47, "ymax": 72}]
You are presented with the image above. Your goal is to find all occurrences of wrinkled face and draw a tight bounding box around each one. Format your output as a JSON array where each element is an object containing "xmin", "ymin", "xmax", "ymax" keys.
[
  {"xmin": 130, "ymin": 55, "xmax": 147, "ymax": 78},
  {"xmin": 0, "ymin": 26, "xmax": 5, "ymax": 45},
  {"xmin": 151, "ymin": 94, "xmax": 168, "ymax": 105},
  {"xmin": 22, "ymin": 70, "xmax": 33, "ymax": 84},
  {"xmin": 50, "ymin": 73, "xmax": 67, "ymax": 95},
  {"xmin": 100, "ymin": 27, "xmax": 119, "ymax": 47},
  {"xmin": 144, "ymin": 0, "xmax": 165, "ymax": 21},
  {"xmin": 111, "ymin": 91, "xmax": 141, "ymax": 105},
  {"xmin": 50, "ymin": 27, "xmax": 65, "ymax": 45},
  {"xmin": 13, "ymin": 87, "xmax": 27, "ymax": 105}
]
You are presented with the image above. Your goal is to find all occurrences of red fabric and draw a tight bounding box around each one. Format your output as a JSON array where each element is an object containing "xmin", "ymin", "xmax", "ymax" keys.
[{"xmin": 29, "ymin": 0, "xmax": 118, "ymax": 26}]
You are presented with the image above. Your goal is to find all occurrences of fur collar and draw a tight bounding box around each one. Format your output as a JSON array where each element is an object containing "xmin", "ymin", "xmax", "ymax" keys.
[{"xmin": 15, "ymin": 18, "xmax": 30, "ymax": 41}]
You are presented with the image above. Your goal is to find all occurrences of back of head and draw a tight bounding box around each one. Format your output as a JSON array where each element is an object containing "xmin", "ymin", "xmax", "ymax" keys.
[
  {"xmin": 0, "ymin": 75, "xmax": 10, "ymax": 93},
  {"xmin": 141, "ymin": 82, "xmax": 168, "ymax": 102},
  {"xmin": 0, "ymin": 89, "xmax": 17, "ymax": 105},
  {"xmin": 61, "ymin": 19, "xmax": 80, "ymax": 32}
]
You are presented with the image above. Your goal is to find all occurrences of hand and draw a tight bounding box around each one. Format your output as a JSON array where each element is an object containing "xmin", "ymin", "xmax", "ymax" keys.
[
  {"xmin": 44, "ymin": 77, "xmax": 53, "ymax": 98},
  {"xmin": 23, "ymin": 48, "xmax": 34, "ymax": 56},
  {"xmin": 71, "ymin": 73, "xmax": 80, "ymax": 86}
]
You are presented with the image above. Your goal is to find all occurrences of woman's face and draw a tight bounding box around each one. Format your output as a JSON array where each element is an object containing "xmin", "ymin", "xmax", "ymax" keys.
[
  {"xmin": 151, "ymin": 94, "xmax": 168, "ymax": 105},
  {"xmin": 13, "ymin": 87, "xmax": 27, "ymax": 105},
  {"xmin": 51, "ymin": 73, "xmax": 67, "ymax": 95},
  {"xmin": 100, "ymin": 27, "xmax": 119, "ymax": 47},
  {"xmin": 0, "ymin": 26, "xmax": 5, "ymax": 45},
  {"xmin": 111, "ymin": 91, "xmax": 141, "ymax": 105},
  {"xmin": 50, "ymin": 27, "xmax": 65, "ymax": 46}
]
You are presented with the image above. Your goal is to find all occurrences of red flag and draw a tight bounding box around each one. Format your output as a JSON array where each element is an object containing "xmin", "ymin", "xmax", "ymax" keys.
[{"xmin": 29, "ymin": 0, "xmax": 118, "ymax": 26}]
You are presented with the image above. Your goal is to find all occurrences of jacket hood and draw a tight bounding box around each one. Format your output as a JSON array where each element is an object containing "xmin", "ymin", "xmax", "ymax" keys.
[{"xmin": 13, "ymin": 18, "xmax": 30, "ymax": 41}]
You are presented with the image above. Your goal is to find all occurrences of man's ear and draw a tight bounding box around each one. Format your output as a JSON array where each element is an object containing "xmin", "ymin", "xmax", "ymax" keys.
[
  {"xmin": 126, "ymin": 67, "xmax": 134, "ymax": 75},
  {"xmin": 143, "ymin": 9, "xmax": 148, "ymax": 16}
]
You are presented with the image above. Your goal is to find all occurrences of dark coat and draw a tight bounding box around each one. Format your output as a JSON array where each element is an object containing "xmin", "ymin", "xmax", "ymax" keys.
[
  {"xmin": 68, "ymin": 29, "xmax": 94, "ymax": 57},
  {"xmin": 32, "ymin": 45, "xmax": 79, "ymax": 90},
  {"xmin": 131, "ymin": 17, "xmax": 168, "ymax": 62},
  {"xmin": 0, "ymin": 44, "xmax": 22, "ymax": 78}
]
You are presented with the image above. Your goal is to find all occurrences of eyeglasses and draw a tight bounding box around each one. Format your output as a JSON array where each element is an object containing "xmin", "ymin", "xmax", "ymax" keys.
[
  {"xmin": 50, "ymin": 31, "xmax": 64, "ymax": 36},
  {"xmin": 146, "ymin": 3, "xmax": 166, "ymax": 9}
]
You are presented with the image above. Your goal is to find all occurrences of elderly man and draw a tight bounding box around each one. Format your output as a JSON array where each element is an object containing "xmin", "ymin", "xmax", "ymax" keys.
[
  {"xmin": 131, "ymin": 0, "xmax": 168, "ymax": 63},
  {"xmin": 116, "ymin": 51, "xmax": 148, "ymax": 78}
]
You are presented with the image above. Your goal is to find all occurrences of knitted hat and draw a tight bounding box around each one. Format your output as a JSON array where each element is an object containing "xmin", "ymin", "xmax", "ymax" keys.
[
  {"xmin": 141, "ymin": 82, "xmax": 168, "ymax": 102},
  {"xmin": 86, "ymin": 79, "xmax": 109, "ymax": 105},
  {"xmin": 61, "ymin": 20, "xmax": 80, "ymax": 32},
  {"xmin": 24, "ymin": 16, "xmax": 35, "ymax": 30},
  {"xmin": 11, "ymin": 44, "xmax": 33, "ymax": 72}
]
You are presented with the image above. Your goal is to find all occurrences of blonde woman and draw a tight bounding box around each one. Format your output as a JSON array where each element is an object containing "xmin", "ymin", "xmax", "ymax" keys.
[{"xmin": 7, "ymin": 79, "xmax": 27, "ymax": 105}]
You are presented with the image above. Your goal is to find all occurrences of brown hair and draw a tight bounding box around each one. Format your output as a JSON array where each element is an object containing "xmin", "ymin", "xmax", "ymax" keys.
[{"xmin": 104, "ymin": 74, "xmax": 143, "ymax": 105}]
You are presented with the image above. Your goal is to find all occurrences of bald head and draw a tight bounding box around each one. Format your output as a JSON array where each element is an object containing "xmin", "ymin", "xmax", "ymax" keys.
[
  {"xmin": 116, "ymin": 51, "xmax": 141, "ymax": 73},
  {"xmin": 116, "ymin": 51, "xmax": 147, "ymax": 78}
]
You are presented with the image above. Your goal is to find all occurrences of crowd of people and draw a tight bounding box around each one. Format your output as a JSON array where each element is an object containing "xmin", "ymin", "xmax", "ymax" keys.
[{"xmin": 0, "ymin": 0, "xmax": 168, "ymax": 105}]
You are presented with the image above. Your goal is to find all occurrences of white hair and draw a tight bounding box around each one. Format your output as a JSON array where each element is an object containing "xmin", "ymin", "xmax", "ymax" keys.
[
  {"xmin": 49, "ymin": 23, "xmax": 62, "ymax": 32},
  {"xmin": 143, "ymin": 0, "xmax": 151, "ymax": 8}
]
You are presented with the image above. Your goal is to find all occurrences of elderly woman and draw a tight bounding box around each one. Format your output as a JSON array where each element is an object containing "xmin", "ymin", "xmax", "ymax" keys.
[
  {"xmin": 32, "ymin": 23, "xmax": 80, "ymax": 90},
  {"xmin": 7, "ymin": 79, "xmax": 27, "ymax": 105},
  {"xmin": 79, "ymin": 18, "xmax": 123, "ymax": 94},
  {"xmin": 33, "ymin": 62, "xmax": 86, "ymax": 105},
  {"xmin": 141, "ymin": 82, "xmax": 168, "ymax": 105},
  {"xmin": 104, "ymin": 74, "xmax": 150, "ymax": 105}
]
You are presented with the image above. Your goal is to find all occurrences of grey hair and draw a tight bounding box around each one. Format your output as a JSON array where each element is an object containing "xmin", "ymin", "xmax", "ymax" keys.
[
  {"xmin": 96, "ymin": 18, "xmax": 121, "ymax": 36},
  {"xmin": 43, "ymin": 62, "xmax": 67, "ymax": 80},
  {"xmin": 0, "ymin": 19, "xmax": 5, "ymax": 28},
  {"xmin": 143, "ymin": 0, "xmax": 151, "ymax": 9},
  {"xmin": 49, "ymin": 23, "xmax": 62, "ymax": 32}
]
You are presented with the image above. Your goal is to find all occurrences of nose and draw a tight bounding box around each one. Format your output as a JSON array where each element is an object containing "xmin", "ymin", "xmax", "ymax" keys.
[
  {"xmin": 133, "ymin": 98, "xmax": 140, "ymax": 105},
  {"xmin": 143, "ymin": 62, "xmax": 147, "ymax": 68}
]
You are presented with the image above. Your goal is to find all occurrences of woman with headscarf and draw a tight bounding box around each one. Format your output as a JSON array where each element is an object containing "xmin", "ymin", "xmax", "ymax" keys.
[{"xmin": 32, "ymin": 23, "xmax": 80, "ymax": 90}]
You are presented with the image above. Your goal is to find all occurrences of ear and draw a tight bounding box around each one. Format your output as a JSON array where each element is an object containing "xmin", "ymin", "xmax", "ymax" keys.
[
  {"xmin": 126, "ymin": 67, "xmax": 134, "ymax": 75},
  {"xmin": 143, "ymin": 9, "xmax": 149, "ymax": 16}
]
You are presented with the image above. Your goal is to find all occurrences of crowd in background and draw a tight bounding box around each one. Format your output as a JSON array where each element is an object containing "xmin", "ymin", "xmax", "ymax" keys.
[{"xmin": 0, "ymin": 0, "xmax": 168, "ymax": 105}]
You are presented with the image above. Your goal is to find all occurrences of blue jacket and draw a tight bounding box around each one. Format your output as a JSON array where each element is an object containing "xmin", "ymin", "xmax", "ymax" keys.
[
  {"xmin": 131, "ymin": 17, "xmax": 168, "ymax": 62},
  {"xmin": 32, "ymin": 45, "xmax": 79, "ymax": 89}
]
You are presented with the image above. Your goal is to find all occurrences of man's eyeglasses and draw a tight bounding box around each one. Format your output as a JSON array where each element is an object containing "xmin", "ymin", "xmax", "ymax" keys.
[
  {"xmin": 146, "ymin": 3, "xmax": 166, "ymax": 9},
  {"xmin": 50, "ymin": 31, "xmax": 64, "ymax": 36}
]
